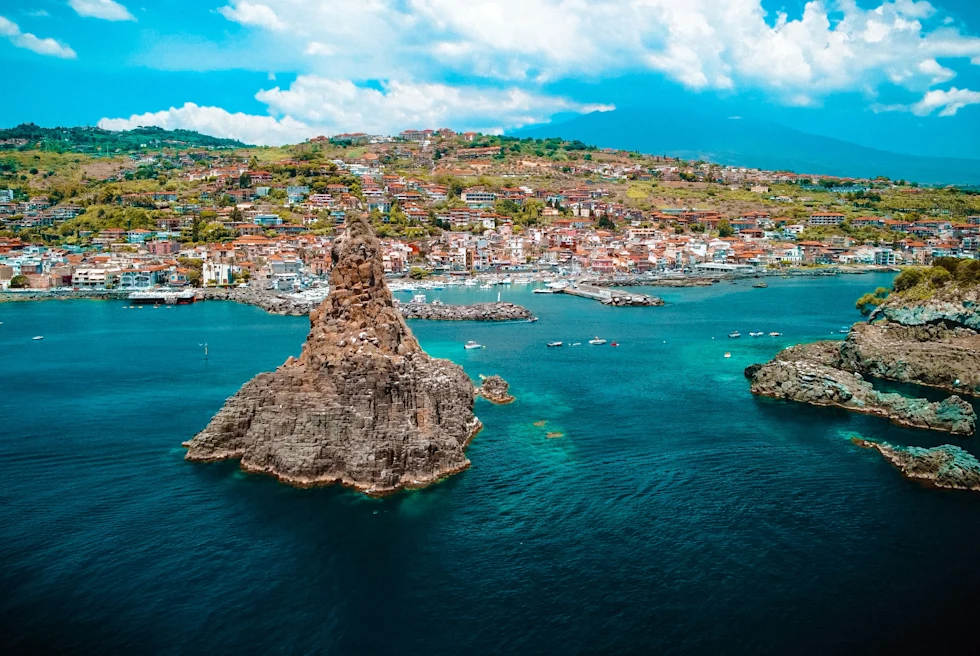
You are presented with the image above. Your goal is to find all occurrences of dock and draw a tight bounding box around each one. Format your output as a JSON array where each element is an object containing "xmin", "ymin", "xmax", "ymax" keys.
[{"xmin": 559, "ymin": 284, "xmax": 664, "ymax": 307}]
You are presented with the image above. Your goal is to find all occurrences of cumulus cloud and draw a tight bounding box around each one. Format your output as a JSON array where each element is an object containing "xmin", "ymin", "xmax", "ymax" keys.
[
  {"xmin": 97, "ymin": 78, "xmax": 612, "ymax": 145},
  {"xmin": 68, "ymin": 0, "xmax": 136, "ymax": 22},
  {"xmin": 209, "ymin": 0, "xmax": 980, "ymax": 103},
  {"xmin": 0, "ymin": 15, "xmax": 76, "ymax": 58},
  {"xmin": 911, "ymin": 87, "xmax": 980, "ymax": 116},
  {"xmin": 217, "ymin": 2, "xmax": 286, "ymax": 31}
]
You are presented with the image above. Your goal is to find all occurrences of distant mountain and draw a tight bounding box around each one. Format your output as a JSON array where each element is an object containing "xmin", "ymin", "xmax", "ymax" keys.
[
  {"xmin": 0, "ymin": 123, "xmax": 250, "ymax": 151},
  {"xmin": 516, "ymin": 108, "xmax": 980, "ymax": 185}
]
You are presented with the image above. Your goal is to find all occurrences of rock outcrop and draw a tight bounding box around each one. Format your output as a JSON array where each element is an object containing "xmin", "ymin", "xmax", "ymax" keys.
[
  {"xmin": 184, "ymin": 217, "xmax": 483, "ymax": 495},
  {"xmin": 476, "ymin": 375, "xmax": 515, "ymax": 404},
  {"xmin": 747, "ymin": 342, "xmax": 976, "ymax": 435},
  {"xmin": 854, "ymin": 439, "xmax": 980, "ymax": 491},
  {"xmin": 399, "ymin": 302, "xmax": 533, "ymax": 321}
]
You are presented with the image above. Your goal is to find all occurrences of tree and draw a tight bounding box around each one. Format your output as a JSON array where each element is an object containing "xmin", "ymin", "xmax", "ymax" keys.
[
  {"xmin": 718, "ymin": 219, "xmax": 735, "ymax": 238},
  {"xmin": 408, "ymin": 267, "xmax": 429, "ymax": 280},
  {"xmin": 239, "ymin": 172, "xmax": 252, "ymax": 189},
  {"xmin": 8, "ymin": 274, "xmax": 29, "ymax": 288},
  {"xmin": 856, "ymin": 287, "xmax": 890, "ymax": 316},
  {"xmin": 597, "ymin": 214, "xmax": 616, "ymax": 230}
]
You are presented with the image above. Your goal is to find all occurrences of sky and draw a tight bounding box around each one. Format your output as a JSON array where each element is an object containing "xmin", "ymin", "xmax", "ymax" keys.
[{"xmin": 3, "ymin": 0, "xmax": 980, "ymax": 157}]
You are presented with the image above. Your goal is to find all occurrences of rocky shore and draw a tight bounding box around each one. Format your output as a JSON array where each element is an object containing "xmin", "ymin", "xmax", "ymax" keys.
[
  {"xmin": 855, "ymin": 439, "xmax": 980, "ymax": 491},
  {"xmin": 0, "ymin": 290, "xmax": 129, "ymax": 303},
  {"xmin": 476, "ymin": 375, "xmax": 515, "ymax": 404},
  {"xmin": 184, "ymin": 217, "xmax": 485, "ymax": 496},
  {"xmin": 399, "ymin": 301, "xmax": 532, "ymax": 321},
  {"xmin": 745, "ymin": 342, "xmax": 976, "ymax": 435}
]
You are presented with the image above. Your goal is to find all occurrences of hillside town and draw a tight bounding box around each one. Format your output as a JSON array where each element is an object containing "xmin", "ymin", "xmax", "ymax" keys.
[{"xmin": 2, "ymin": 126, "xmax": 980, "ymax": 293}]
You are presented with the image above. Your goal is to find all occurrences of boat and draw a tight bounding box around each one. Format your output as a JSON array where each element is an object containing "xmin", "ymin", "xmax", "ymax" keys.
[
  {"xmin": 588, "ymin": 337, "xmax": 607, "ymax": 345},
  {"xmin": 528, "ymin": 317, "xmax": 538, "ymax": 323},
  {"xmin": 769, "ymin": 332, "xmax": 782, "ymax": 337},
  {"xmin": 749, "ymin": 331, "xmax": 764, "ymax": 337},
  {"xmin": 728, "ymin": 331, "xmax": 741, "ymax": 338},
  {"xmin": 32, "ymin": 336, "xmax": 43, "ymax": 341},
  {"xmin": 533, "ymin": 288, "xmax": 556, "ymax": 294},
  {"xmin": 570, "ymin": 342, "xmax": 581, "ymax": 346},
  {"xmin": 547, "ymin": 341, "xmax": 563, "ymax": 348},
  {"xmin": 839, "ymin": 326, "xmax": 850, "ymax": 334},
  {"xmin": 753, "ymin": 282, "xmax": 768, "ymax": 288},
  {"xmin": 724, "ymin": 352, "xmax": 732, "ymax": 358},
  {"xmin": 128, "ymin": 289, "xmax": 196, "ymax": 305},
  {"xmin": 611, "ymin": 341, "xmax": 619, "ymax": 347},
  {"xmin": 430, "ymin": 299, "xmax": 444, "ymax": 306},
  {"xmin": 412, "ymin": 293, "xmax": 427, "ymax": 304},
  {"xmin": 464, "ymin": 341, "xmax": 485, "ymax": 350},
  {"xmin": 479, "ymin": 283, "xmax": 493, "ymax": 290},
  {"xmin": 464, "ymin": 279, "xmax": 477, "ymax": 287}
]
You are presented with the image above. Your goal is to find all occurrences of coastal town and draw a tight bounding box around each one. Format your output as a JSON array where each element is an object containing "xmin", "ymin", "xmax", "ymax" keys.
[{"xmin": 2, "ymin": 124, "xmax": 980, "ymax": 299}]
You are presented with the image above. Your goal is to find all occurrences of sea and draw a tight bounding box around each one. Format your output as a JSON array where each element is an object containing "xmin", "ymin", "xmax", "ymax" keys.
[{"xmin": 3, "ymin": 273, "xmax": 980, "ymax": 654}]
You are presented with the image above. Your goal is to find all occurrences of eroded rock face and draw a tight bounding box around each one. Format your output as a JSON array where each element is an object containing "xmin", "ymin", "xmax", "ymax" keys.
[
  {"xmin": 841, "ymin": 321, "xmax": 980, "ymax": 396},
  {"xmin": 184, "ymin": 217, "xmax": 482, "ymax": 495},
  {"xmin": 747, "ymin": 342, "xmax": 976, "ymax": 435},
  {"xmin": 855, "ymin": 440, "xmax": 980, "ymax": 491},
  {"xmin": 476, "ymin": 375, "xmax": 515, "ymax": 405}
]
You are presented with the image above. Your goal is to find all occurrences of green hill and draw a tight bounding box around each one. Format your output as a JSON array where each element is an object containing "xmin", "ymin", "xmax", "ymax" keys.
[{"xmin": 0, "ymin": 123, "xmax": 250, "ymax": 153}]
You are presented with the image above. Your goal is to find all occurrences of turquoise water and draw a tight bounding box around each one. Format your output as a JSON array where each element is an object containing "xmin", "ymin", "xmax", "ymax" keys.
[{"xmin": 3, "ymin": 274, "xmax": 980, "ymax": 653}]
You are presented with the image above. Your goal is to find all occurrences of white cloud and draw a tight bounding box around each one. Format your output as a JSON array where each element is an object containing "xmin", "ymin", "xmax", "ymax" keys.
[
  {"xmin": 98, "ymin": 103, "xmax": 314, "ymax": 145},
  {"xmin": 217, "ymin": 2, "xmax": 285, "ymax": 31},
  {"xmin": 911, "ymin": 87, "xmax": 980, "ymax": 116},
  {"xmin": 206, "ymin": 0, "xmax": 980, "ymax": 104},
  {"xmin": 0, "ymin": 15, "xmax": 76, "ymax": 58},
  {"xmin": 97, "ymin": 78, "xmax": 613, "ymax": 145},
  {"xmin": 68, "ymin": 0, "xmax": 136, "ymax": 22}
]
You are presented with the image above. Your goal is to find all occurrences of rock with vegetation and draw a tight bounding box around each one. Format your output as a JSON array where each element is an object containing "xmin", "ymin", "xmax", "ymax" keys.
[
  {"xmin": 855, "ymin": 440, "xmax": 980, "ymax": 491},
  {"xmin": 476, "ymin": 375, "xmax": 515, "ymax": 404},
  {"xmin": 746, "ymin": 342, "xmax": 976, "ymax": 435},
  {"xmin": 184, "ymin": 216, "xmax": 483, "ymax": 496}
]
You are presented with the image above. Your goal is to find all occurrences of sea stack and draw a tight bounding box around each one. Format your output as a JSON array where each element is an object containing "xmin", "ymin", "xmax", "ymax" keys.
[{"xmin": 184, "ymin": 216, "xmax": 482, "ymax": 495}]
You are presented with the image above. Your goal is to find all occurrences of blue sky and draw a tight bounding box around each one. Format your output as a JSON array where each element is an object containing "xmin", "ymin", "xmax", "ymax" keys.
[{"xmin": 3, "ymin": 0, "xmax": 980, "ymax": 157}]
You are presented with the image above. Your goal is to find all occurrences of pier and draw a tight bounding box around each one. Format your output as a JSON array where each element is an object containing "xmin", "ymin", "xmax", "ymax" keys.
[{"xmin": 559, "ymin": 284, "xmax": 664, "ymax": 307}]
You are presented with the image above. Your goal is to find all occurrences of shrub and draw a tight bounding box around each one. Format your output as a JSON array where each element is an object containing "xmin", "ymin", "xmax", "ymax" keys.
[
  {"xmin": 8, "ymin": 274, "xmax": 30, "ymax": 289},
  {"xmin": 956, "ymin": 260, "xmax": 980, "ymax": 284},
  {"xmin": 932, "ymin": 257, "xmax": 962, "ymax": 275},
  {"xmin": 893, "ymin": 268, "xmax": 924, "ymax": 292},
  {"xmin": 930, "ymin": 267, "xmax": 952, "ymax": 287}
]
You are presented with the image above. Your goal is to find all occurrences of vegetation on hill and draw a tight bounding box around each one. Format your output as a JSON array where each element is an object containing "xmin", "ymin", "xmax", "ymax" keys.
[
  {"xmin": 859, "ymin": 258, "xmax": 980, "ymax": 311},
  {"xmin": 0, "ymin": 123, "xmax": 249, "ymax": 153}
]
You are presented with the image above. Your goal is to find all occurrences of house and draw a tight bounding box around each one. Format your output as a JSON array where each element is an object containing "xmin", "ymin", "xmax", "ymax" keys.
[
  {"xmin": 809, "ymin": 212, "xmax": 846, "ymax": 226},
  {"xmin": 461, "ymin": 187, "xmax": 497, "ymax": 208}
]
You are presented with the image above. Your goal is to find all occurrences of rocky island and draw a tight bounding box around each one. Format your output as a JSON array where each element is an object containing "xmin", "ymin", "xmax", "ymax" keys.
[
  {"xmin": 184, "ymin": 217, "xmax": 486, "ymax": 496},
  {"xmin": 854, "ymin": 440, "xmax": 980, "ymax": 491},
  {"xmin": 476, "ymin": 375, "xmax": 515, "ymax": 404}
]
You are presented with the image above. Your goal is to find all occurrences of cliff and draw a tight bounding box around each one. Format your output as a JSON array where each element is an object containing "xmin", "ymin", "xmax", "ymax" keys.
[
  {"xmin": 855, "ymin": 440, "xmax": 980, "ymax": 492},
  {"xmin": 184, "ymin": 217, "xmax": 483, "ymax": 495},
  {"xmin": 746, "ymin": 343, "xmax": 975, "ymax": 436}
]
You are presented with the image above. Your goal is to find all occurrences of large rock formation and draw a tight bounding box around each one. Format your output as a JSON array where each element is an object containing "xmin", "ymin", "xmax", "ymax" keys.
[
  {"xmin": 854, "ymin": 439, "xmax": 980, "ymax": 491},
  {"xmin": 747, "ymin": 342, "xmax": 976, "ymax": 435},
  {"xmin": 476, "ymin": 375, "xmax": 515, "ymax": 405},
  {"xmin": 184, "ymin": 217, "xmax": 482, "ymax": 495}
]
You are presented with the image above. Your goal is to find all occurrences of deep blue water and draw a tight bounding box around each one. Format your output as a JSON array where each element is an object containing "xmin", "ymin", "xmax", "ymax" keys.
[{"xmin": 3, "ymin": 274, "xmax": 980, "ymax": 654}]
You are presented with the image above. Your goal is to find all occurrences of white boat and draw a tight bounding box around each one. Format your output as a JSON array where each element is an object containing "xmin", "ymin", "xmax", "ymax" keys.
[
  {"xmin": 479, "ymin": 283, "xmax": 493, "ymax": 289},
  {"xmin": 533, "ymin": 288, "xmax": 556, "ymax": 294},
  {"xmin": 728, "ymin": 331, "xmax": 741, "ymax": 339},
  {"xmin": 588, "ymin": 336, "xmax": 607, "ymax": 345},
  {"xmin": 464, "ymin": 279, "xmax": 478, "ymax": 287},
  {"xmin": 32, "ymin": 336, "xmax": 43, "ymax": 341},
  {"xmin": 547, "ymin": 341, "xmax": 563, "ymax": 347},
  {"xmin": 412, "ymin": 293, "xmax": 427, "ymax": 304},
  {"xmin": 464, "ymin": 341, "xmax": 485, "ymax": 350},
  {"xmin": 749, "ymin": 331, "xmax": 764, "ymax": 337},
  {"xmin": 838, "ymin": 326, "xmax": 850, "ymax": 334},
  {"xmin": 769, "ymin": 332, "xmax": 782, "ymax": 337},
  {"xmin": 724, "ymin": 352, "xmax": 732, "ymax": 358},
  {"xmin": 570, "ymin": 342, "xmax": 581, "ymax": 346}
]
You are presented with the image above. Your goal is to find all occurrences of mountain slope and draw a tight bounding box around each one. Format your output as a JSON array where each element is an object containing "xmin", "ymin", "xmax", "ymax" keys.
[
  {"xmin": 0, "ymin": 123, "xmax": 250, "ymax": 151},
  {"xmin": 516, "ymin": 108, "xmax": 980, "ymax": 185}
]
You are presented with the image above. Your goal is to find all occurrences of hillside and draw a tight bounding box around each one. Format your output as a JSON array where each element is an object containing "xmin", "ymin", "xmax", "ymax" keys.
[
  {"xmin": 517, "ymin": 108, "xmax": 980, "ymax": 186},
  {"xmin": 0, "ymin": 123, "xmax": 250, "ymax": 153}
]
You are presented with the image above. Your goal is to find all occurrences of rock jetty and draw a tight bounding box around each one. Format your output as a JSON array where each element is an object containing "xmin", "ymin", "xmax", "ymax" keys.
[
  {"xmin": 476, "ymin": 375, "xmax": 515, "ymax": 404},
  {"xmin": 197, "ymin": 286, "xmax": 316, "ymax": 315},
  {"xmin": 746, "ymin": 342, "xmax": 976, "ymax": 435},
  {"xmin": 184, "ymin": 216, "xmax": 483, "ymax": 496},
  {"xmin": 855, "ymin": 440, "xmax": 980, "ymax": 491},
  {"xmin": 399, "ymin": 301, "xmax": 532, "ymax": 321}
]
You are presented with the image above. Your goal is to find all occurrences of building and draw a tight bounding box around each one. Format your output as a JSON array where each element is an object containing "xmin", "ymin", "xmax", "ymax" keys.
[{"xmin": 809, "ymin": 212, "xmax": 846, "ymax": 226}]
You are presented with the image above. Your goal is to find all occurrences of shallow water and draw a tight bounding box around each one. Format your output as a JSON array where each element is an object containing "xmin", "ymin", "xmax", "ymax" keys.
[{"xmin": 3, "ymin": 274, "xmax": 980, "ymax": 653}]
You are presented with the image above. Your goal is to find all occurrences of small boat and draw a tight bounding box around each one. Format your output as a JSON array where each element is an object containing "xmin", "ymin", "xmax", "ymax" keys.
[
  {"xmin": 464, "ymin": 341, "xmax": 485, "ymax": 350},
  {"xmin": 32, "ymin": 336, "xmax": 44, "ymax": 341},
  {"xmin": 412, "ymin": 293, "xmax": 427, "ymax": 304},
  {"xmin": 611, "ymin": 341, "xmax": 619, "ymax": 347},
  {"xmin": 749, "ymin": 331, "xmax": 764, "ymax": 337},
  {"xmin": 724, "ymin": 352, "xmax": 732, "ymax": 358},
  {"xmin": 588, "ymin": 337, "xmax": 607, "ymax": 345},
  {"xmin": 839, "ymin": 326, "xmax": 850, "ymax": 334},
  {"xmin": 728, "ymin": 331, "xmax": 741, "ymax": 339},
  {"xmin": 479, "ymin": 284, "xmax": 493, "ymax": 289},
  {"xmin": 570, "ymin": 343, "xmax": 581, "ymax": 346},
  {"xmin": 753, "ymin": 282, "xmax": 768, "ymax": 288},
  {"xmin": 533, "ymin": 288, "xmax": 556, "ymax": 294},
  {"xmin": 528, "ymin": 317, "xmax": 538, "ymax": 323},
  {"xmin": 769, "ymin": 332, "xmax": 782, "ymax": 337},
  {"xmin": 547, "ymin": 341, "xmax": 563, "ymax": 348}
]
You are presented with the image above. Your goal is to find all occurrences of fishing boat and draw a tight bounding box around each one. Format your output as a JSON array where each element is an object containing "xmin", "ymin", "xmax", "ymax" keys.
[
  {"xmin": 588, "ymin": 336, "xmax": 607, "ymax": 345},
  {"xmin": 547, "ymin": 341, "xmax": 563, "ymax": 348},
  {"xmin": 32, "ymin": 336, "xmax": 43, "ymax": 341},
  {"xmin": 769, "ymin": 332, "xmax": 782, "ymax": 337},
  {"xmin": 728, "ymin": 331, "xmax": 741, "ymax": 338},
  {"xmin": 464, "ymin": 341, "xmax": 485, "ymax": 350}
]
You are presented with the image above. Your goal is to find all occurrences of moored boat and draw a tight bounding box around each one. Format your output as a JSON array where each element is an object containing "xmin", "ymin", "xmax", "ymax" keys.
[
  {"xmin": 588, "ymin": 336, "xmax": 607, "ymax": 345},
  {"xmin": 464, "ymin": 341, "xmax": 485, "ymax": 350},
  {"xmin": 32, "ymin": 335, "xmax": 44, "ymax": 341},
  {"xmin": 728, "ymin": 331, "xmax": 741, "ymax": 338},
  {"xmin": 547, "ymin": 341, "xmax": 563, "ymax": 347}
]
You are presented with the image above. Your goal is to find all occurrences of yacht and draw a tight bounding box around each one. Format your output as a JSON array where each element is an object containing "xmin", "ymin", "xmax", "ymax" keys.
[
  {"xmin": 547, "ymin": 341, "xmax": 563, "ymax": 348},
  {"xmin": 728, "ymin": 331, "xmax": 741, "ymax": 339},
  {"xmin": 464, "ymin": 341, "xmax": 485, "ymax": 350},
  {"xmin": 588, "ymin": 337, "xmax": 607, "ymax": 345}
]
